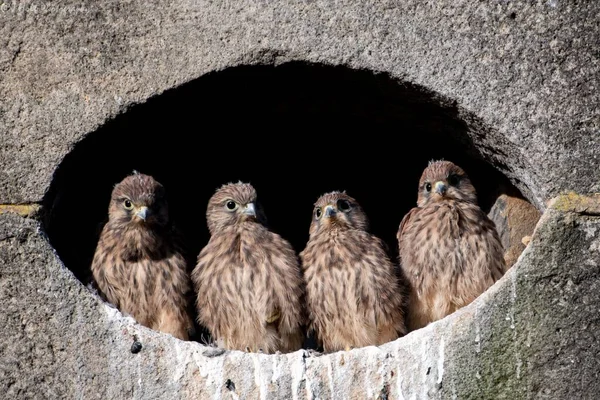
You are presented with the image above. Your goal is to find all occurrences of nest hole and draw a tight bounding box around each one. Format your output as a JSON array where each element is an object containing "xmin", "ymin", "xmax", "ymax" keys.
[{"xmin": 42, "ymin": 61, "xmax": 530, "ymax": 345}]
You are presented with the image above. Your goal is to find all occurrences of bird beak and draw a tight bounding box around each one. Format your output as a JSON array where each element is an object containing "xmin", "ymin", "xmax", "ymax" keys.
[
  {"xmin": 243, "ymin": 202, "xmax": 256, "ymax": 216},
  {"xmin": 135, "ymin": 206, "xmax": 149, "ymax": 221},
  {"xmin": 434, "ymin": 181, "xmax": 447, "ymax": 195},
  {"xmin": 324, "ymin": 205, "xmax": 336, "ymax": 218}
]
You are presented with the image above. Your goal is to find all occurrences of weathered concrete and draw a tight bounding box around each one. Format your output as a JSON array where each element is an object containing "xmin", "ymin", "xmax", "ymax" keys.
[
  {"xmin": 1, "ymin": 194, "xmax": 599, "ymax": 399},
  {"xmin": 1, "ymin": 0, "xmax": 599, "ymax": 208},
  {"xmin": 1, "ymin": 1, "xmax": 599, "ymax": 399}
]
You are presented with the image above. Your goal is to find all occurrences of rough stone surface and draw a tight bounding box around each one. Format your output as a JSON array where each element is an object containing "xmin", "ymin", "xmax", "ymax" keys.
[
  {"xmin": 488, "ymin": 193, "xmax": 541, "ymax": 268},
  {"xmin": 1, "ymin": 2, "xmax": 599, "ymax": 399},
  {"xmin": 1, "ymin": 195, "xmax": 599, "ymax": 399},
  {"xmin": 1, "ymin": 0, "xmax": 599, "ymax": 208}
]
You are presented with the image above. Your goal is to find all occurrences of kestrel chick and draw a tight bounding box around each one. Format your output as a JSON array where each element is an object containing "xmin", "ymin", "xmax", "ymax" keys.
[
  {"xmin": 91, "ymin": 172, "xmax": 195, "ymax": 340},
  {"xmin": 300, "ymin": 191, "xmax": 406, "ymax": 353},
  {"xmin": 191, "ymin": 182, "xmax": 305, "ymax": 354},
  {"xmin": 397, "ymin": 160, "xmax": 506, "ymax": 331}
]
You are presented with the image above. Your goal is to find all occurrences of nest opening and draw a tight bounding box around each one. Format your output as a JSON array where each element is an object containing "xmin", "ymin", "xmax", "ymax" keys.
[{"xmin": 42, "ymin": 61, "xmax": 529, "ymax": 345}]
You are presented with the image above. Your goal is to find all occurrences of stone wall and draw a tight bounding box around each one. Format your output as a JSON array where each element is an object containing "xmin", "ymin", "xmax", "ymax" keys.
[{"xmin": 1, "ymin": 1, "xmax": 599, "ymax": 399}]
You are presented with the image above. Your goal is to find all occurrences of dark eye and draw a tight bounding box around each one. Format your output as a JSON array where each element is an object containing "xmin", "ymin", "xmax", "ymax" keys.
[
  {"xmin": 123, "ymin": 199, "xmax": 133, "ymax": 210},
  {"xmin": 337, "ymin": 199, "xmax": 351, "ymax": 211},
  {"xmin": 226, "ymin": 200, "xmax": 237, "ymax": 210},
  {"xmin": 315, "ymin": 207, "xmax": 322, "ymax": 219},
  {"xmin": 425, "ymin": 183, "xmax": 432, "ymax": 192},
  {"xmin": 448, "ymin": 174, "xmax": 460, "ymax": 186}
]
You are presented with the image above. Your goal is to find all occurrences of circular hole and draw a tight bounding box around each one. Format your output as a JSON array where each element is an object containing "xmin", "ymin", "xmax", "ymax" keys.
[{"xmin": 42, "ymin": 61, "xmax": 531, "ymax": 346}]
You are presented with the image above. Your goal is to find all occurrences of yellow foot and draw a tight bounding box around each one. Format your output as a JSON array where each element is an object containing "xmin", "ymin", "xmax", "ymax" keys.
[{"xmin": 266, "ymin": 311, "xmax": 281, "ymax": 324}]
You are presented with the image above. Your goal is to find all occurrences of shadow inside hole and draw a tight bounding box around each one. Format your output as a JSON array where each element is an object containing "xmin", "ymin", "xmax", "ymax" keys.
[{"xmin": 42, "ymin": 61, "xmax": 526, "ymax": 347}]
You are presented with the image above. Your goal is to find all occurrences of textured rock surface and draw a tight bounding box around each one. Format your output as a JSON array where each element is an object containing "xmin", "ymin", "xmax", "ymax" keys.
[
  {"xmin": 1, "ymin": 195, "xmax": 599, "ymax": 399},
  {"xmin": 488, "ymin": 193, "xmax": 541, "ymax": 268},
  {"xmin": 1, "ymin": 1, "xmax": 599, "ymax": 399},
  {"xmin": 1, "ymin": 0, "xmax": 599, "ymax": 208}
]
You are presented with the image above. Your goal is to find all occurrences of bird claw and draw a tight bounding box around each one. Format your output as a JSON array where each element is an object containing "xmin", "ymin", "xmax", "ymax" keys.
[
  {"xmin": 202, "ymin": 347, "xmax": 226, "ymax": 358},
  {"xmin": 266, "ymin": 311, "xmax": 281, "ymax": 324},
  {"xmin": 305, "ymin": 349, "xmax": 322, "ymax": 357},
  {"xmin": 245, "ymin": 346, "xmax": 252, "ymax": 353},
  {"xmin": 344, "ymin": 345, "xmax": 354, "ymax": 352}
]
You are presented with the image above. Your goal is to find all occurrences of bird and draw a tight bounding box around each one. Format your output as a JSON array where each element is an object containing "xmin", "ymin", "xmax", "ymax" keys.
[
  {"xmin": 90, "ymin": 172, "xmax": 195, "ymax": 341},
  {"xmin": 299, "ymin": 191, "xmax": 406, "ymax": 353},
  {"xmin": 397, "ymin": 160, "xmax": 507, "ymax": 331},
  {"xmin": 191, "ymin": 182, "xmax": 305, "ymax": 354}
]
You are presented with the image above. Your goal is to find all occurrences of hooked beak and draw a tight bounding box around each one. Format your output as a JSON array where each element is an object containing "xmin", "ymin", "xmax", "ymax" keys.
[
  {"xmin": 324, "ymin": 205, "xmax": 336, "ymax": 218},
  {"xmin": 135, "ymin": 206, "xmax": 149, "ymax": 221},
  {"xmin": 434, "ymin": 181, "xmax": 447, "ymax": 195},
  {"xmin": 243, "ymin": 202, "xmax": 256, "ymax": 216}
]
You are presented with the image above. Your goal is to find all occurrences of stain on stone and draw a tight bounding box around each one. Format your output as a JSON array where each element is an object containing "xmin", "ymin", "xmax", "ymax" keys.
[
  {"xmin": 0, "ymin": 204, "xmax": 41, "ymax": 219},
  {"xmin": 378, "ymin": 383, "xmax": 390, "ymax": 400},
  {"xmin": 130, "ymin": 340, "xmax": 143, "ymax": 354},
  {"xmin": 550, "ymin": 192, "xmax": 600, "ymax": 215}
]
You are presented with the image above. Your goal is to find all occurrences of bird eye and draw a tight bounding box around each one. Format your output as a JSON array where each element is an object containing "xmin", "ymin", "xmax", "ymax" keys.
[
  {"xmin": 337, "ymin": 199, "xmax": 351, "ymax": 211},
  {"xmin": 448, "ymin": 174, "xmax": 460, "ymax": 186},
  {"xmin": 425, "ymin": 183, "xmax": 432, "ymax": 192},
  {"xmin": 123, "ymin": 199, "xmax": 133, "ymax": 210},
  {"xmin": 226, "ymin": 200, "xmax": 237, "ymax": 210},
  {"xmin": 315, "ymin": 207, "xmax": 322, "ymax": 219}
]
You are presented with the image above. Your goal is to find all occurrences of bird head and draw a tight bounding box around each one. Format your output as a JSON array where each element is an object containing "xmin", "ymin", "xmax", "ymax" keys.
[
  {"xmin": 416, "ymin": 160, "xmax": 478, "ymax": 207},
  {"xmin": 206, "ymin": 181, "xmax": 267, "ymax": 235},
  {"xmin": 108, "ymin": 172, "xmax": 169, "ymax": 229},
  {"xmin": 309, "ymin": 191, "xmax": 369, "ymax": 236}
]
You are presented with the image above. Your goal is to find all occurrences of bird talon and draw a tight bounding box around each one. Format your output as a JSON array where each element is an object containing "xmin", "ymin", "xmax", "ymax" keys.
[{"xmin": 266, "ymin": 311, "xmax": 281, "ymax": 324}]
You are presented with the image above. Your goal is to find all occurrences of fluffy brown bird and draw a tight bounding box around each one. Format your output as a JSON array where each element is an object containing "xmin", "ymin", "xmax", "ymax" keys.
[
  {"xmin": 91, "ymin": 172, "xmax": 195, "ymax": 340},
  {"xmin": 397, "ymin": 160, "xmax": 506, "ymax": 331},
  {"xmin": 300, "ymin": 191, "xmax": 406, "ymax": 353},
  {"xmin": 191, "ymin": 182, "xmax": 305, "ymax": 354}
]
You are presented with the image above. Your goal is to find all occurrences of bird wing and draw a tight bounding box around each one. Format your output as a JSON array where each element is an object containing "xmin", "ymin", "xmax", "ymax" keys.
[{"xmin": 397, "ymin": 207, "xmax": 420, "ymax": 244}]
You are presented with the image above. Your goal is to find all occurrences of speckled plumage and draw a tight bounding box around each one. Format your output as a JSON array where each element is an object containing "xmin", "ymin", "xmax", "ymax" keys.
[
  {"xmin": 397, "ymin": 160, "xmax": 507, "ymax": 331},
  {"xmin": 191, "ymin": 182, "xmax": 305, "ymax": 354},
  {"xmin": 300, "ymin": 191, "xmax": 406, "ymax": 353},
  {"xmin": 91, "ymin": 172, "xmax": 195, "ymax": 340}
]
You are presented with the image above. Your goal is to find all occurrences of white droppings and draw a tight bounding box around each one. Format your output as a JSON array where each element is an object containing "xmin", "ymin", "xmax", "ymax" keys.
[
  {"xmin": 420, "ymin": 338, "xmax": 427, "ymax": 399},
  {"xmin": 365, "ymin": 350, "xmax": 374, "ymax": 399},
  {"xmin": 171, "ymin": 341, "xmax": 190, "ymax": 383},
  {"xmin": 396, "ymin": 365, "xmax": 405, "ymax": 400},
  {"xmin": 475, "ymin": 324, "xmax": 481, "ymax": 353},
  {"xmin": 507, "ymin": 269, "xmax": 518, "ymax": 330},
  {"xmin": 291, "ymin": 352, "xmax": 307, "ymax": 400},
  {"xmin": 136, "ymin": 352, "xmax": 142, "ymax": 392},
  {"xmin": 271, "ymin": 354, "xmax": 280, "ymax": 383},
  {"xmin": 326, "ymin": 355, "xmax": 335, "ymax": 397},
  {"xmin": 192, "ymin": 351, "xmax": 225, "ymax": 400},
  {"xmin": 437, "ymin": 338, "xmax": 445, "ymax": 384},
  {"xmin": 252, "ymin": 354, "xmax": 267, "ymax": 400}
]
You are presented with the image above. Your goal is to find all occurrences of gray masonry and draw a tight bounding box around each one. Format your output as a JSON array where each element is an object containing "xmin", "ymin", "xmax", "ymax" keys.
[{"xmin": 1, "ymin": 1, "xmax": 599, "ymax": 399}]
